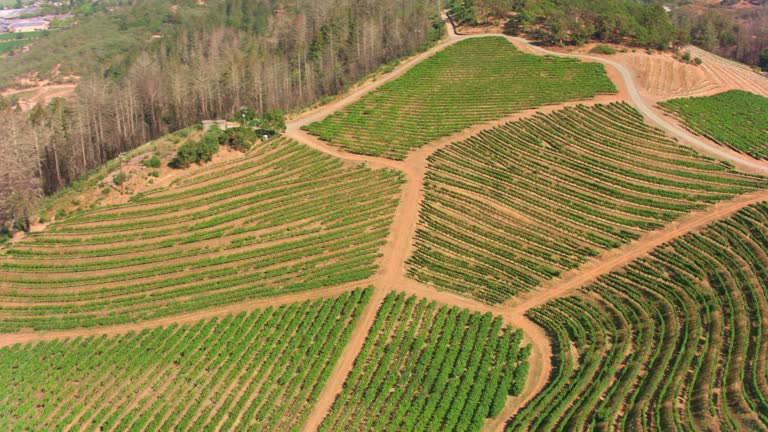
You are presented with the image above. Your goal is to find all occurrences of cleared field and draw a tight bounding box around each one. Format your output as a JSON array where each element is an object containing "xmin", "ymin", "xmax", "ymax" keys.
[
  {"xmin": 320, "ymin": 292, "xmax": 530, "ymax": 431},
  {"xmin": 303, "ymin": 37, "xmax": 616, "ymax": 160},
  {"xmin": 611, "ymin": 50, "xmax": 720, "ymax": 99},
  {"xmin": 660, "ymin": 90, "xmax": 768, "ymax": 160},
  {"xmin": 0, "ymin": 137, "xmax": 403, "ymax": 332},
  {"xmin": 511, "ymin": 203, "xmax": 768, "ymax": 431},
  {"xmin": 407, "ymin": 103, "xmax": 767, "ymax": 303},
  {"xmin": 0, "ymin": 288, "xmax": 370, "ymax": 431},
  {"xmin": 686, "ymin": 46, "xmax": 768, "ymax": 98}
]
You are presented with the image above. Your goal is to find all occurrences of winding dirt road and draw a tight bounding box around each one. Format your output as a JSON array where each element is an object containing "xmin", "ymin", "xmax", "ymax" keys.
[
  {"xmin": 504, "ymin": 36, "xmax": 768, "ymax": 175},
  {"xmin": 3, "ymin": 15, "xmax": 768, "ymax": 432}
]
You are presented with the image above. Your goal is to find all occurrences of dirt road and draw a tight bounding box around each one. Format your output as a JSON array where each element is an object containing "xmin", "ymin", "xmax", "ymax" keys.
[{"xmin": 505, "ymin": 36, "xmax": 768, "ymax": 175}]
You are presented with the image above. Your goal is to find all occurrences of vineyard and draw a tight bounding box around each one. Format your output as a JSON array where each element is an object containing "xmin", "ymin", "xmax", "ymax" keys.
[
  {"xmin": 320, "ymin": 292, "xmax": 530, "ymax": 431},
  {"xmin": 303, "ymin": 37, "xmax": 616, "ymax": 160},
  {"xmin": 0, "ymin": 137, "xmax": 403, "ymax": 332},
  {"xmin": 0, "ymin": 288, "xmax": 370, "ymax": 431},
  {"xmin": 407, "ymin": 102, "xmax": 767, "ymax": 303},
  {"xmin": 510, "ymin": 203, "xmax": 768, "ymax": 431},
  {"xmin": 5, "ymin": 21, "xmax": 768, "ymax": 432},
  {"xmin": 659, "ymin": 90, "xmax": 768, "ymax": 160}
]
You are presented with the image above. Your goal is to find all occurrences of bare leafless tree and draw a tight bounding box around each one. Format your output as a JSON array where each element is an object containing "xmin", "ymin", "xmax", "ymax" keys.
[{"xmin": 0, "ymin": 112, "xmax": 43, "ymax": 232}]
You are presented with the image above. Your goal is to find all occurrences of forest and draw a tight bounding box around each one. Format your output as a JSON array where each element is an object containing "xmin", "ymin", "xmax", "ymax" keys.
[{"xmin": 0, "ymin": 0, "xmax": 443, "ymax": 230}]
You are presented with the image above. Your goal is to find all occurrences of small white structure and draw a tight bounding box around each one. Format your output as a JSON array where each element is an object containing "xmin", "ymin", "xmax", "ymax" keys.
[{"xmin": 202, "ymin": 120, "xmax": 228, "ymax": 132}]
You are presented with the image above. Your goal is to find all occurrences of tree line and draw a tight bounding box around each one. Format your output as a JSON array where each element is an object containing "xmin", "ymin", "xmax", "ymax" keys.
[
  {"xmin": 449, "ymin": 0, "xmax": 676, "ymax": 49},
  {"xmin": 448, "ymin": 0, "xmax": 768, "ymax": 66},
  {"xmin": 0, "ymin": 0, "xmax": 443, "ymax": 232}
]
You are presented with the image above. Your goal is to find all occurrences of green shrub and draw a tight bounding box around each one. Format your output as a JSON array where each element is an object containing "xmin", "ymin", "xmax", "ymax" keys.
[
  {"xmin": 589, "ymin": 45, "xmax": 616, "ymax": 55},
  {"xmin": 169, "ymin": 127, "xmax": 222, "ymax": 168},
  {"xmin": 55, "ymin": 209, "xmax": 67, "ymax": 220},
  {"xmin": 235, "ymin": 107, "xmax": 258, "ymax": 123},
  {"xmin": 141, "ymin": 155, "xmax": 162, "ymax": 168},
  {"xmin": 220, "ymin": 127, "xmax": 258, "ymax": 152},
  {"xmin": 260, "ymin": 109, "xmax": 286, "ymax": 133},
  {"xmin": 101, "ymin": 187, "xmax": 111, "ymax": 195},
  {"xmin": 761, "ymin": 48, "xmax": 768, "ymax": 71},
  {"xmin": 13, "ymin": 217, "xmax": 28, "ymax": 232},
  {"xmin": 113, "ymin": 171, "xmax": 128, "ymax": 186},
  {"xmin": 148, "ymin": 170, "xmax": 160, "ymax": 178}
]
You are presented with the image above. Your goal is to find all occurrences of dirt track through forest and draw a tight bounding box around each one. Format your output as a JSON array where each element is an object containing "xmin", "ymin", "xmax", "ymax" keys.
[{"xmin": 4, "ymin": 15, "xmax": 768, "ymax": 432}]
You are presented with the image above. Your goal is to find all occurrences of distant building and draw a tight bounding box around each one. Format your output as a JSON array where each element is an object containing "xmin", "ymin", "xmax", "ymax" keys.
[{"xmin": 8, "ymin": 20, "xmax": 48, "ymax": 32}]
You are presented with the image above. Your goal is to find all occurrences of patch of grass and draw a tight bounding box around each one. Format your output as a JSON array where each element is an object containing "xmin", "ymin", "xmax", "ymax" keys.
[{"xmin": 589, "ymin": 44, "xmax": 616, "ymax": 55}]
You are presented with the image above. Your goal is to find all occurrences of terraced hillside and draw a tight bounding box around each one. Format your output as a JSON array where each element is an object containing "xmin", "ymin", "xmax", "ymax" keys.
[
  {"xmin": 407, "ymin": 103, "xmax": 767, "ymax": 303},
  {"xmin": 0, "ymin": 138, "xmax": 403, "ymax": 332},
  {"xmin": 660, "ymin": 90, "xmax": 768, "ymax": 160},
  {"xmin": 320, "ymin": 292, "xmax": 530, "ymax": 432},
  {"xmin": 511, "ymin": 203, "xmax": 768, "ymax": 432},
  {"xmin": 303, "ymin": 37, "xmax": 616, "ymax": 160},
  {"xmin": 686, "ymin": 46, "xmax": 768, "ymax": 98},
  {"xmin": 0, "ymin": 289, "xmax": 370, "ymax": 431},
  {"xmin": 5, "ymin": 21, "xmax": 768, "ymax": 432},
  {"xmin": 610, "ymin": 50, "xmax": 720, "ymax": 99}
]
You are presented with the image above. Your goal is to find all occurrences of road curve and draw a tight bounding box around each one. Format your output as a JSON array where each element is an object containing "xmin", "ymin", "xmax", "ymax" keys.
[{"xmin": 504, "ymin": 36, "xmax": 768, "ymax": 175}]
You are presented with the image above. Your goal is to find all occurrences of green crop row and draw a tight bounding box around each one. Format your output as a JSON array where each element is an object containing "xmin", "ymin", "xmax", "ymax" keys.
[
  {"xmin": 0, "ymin": 138, "xmax": 402, "ymax": 332},
  {"xmin": 659, "ymin": 90, "xmax": 768, "ymax": 160},
  {"xmin": 0, "ymin": 288, "xmax": 371, "ymax": 432},
  {"xmin": 407, "ymin": 103, "xmax": 767, "ymax": 303},
  {"xmin": 510, "ymin": 202, "xmax": 768, "ymax": 431},
  {"xmin": 320, "ymin": 292, "xmax": 530, "ymax": 431},
  {"xmin": 303, "ymin": 37, "xmax": 617, "ymax": 160}
]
